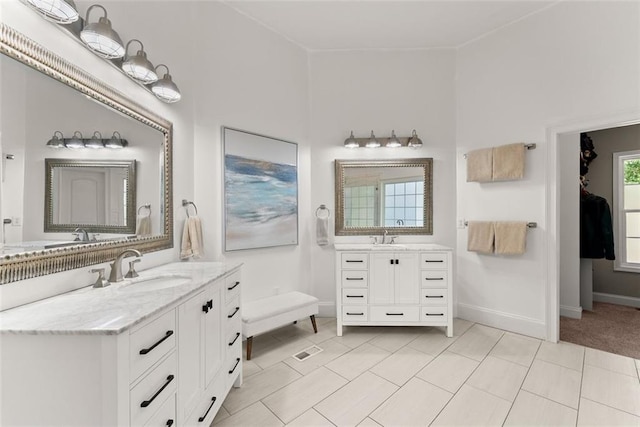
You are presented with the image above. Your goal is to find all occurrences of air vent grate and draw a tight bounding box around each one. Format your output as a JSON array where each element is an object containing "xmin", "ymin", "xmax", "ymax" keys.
[{"xmin": 292, "ymin": 345, "xmax": 323, "ymax": 362}]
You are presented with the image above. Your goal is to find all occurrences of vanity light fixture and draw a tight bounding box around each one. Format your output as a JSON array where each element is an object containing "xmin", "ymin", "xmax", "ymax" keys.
[
  {"xmin": 342, "ymin": 130, "xmax": 425, "ymax": 149},
  {"xmin": 408, "ymin": 129, "xmax": 423, "ymax": 149},
  {"xmin": 85, "ymin": 131, "xmax": 104, "ymax": 149},
  {"xmin": 122, "ymin": 39, "xmax": 158, "ymax": 84},
  {"xmin": 344, "ymin": 131, "xmax": 359, "ymax": 148},
  {"xmin": 386, "ymin": 130, "xmax": 401, "ymax": 148},
  {"xmin": 105, "ymin": 131, "xmax": 127, "ymax": 149},
  {"xmin": 46, "ymin": 131, "xmax": 66, "ymax": 149},
  {"xmin": 65, "ymin": 131, "xmax": 86, "ymax": 149},
  {"xmin": 80, "ymin": 4, "xmax": 125, "ymax": 59},
  {"xmin": 365, "ymin": 131, "xmax": 380, "ymax": 148},
  {"xmin": 151, "ymin": 64, "xmax": 182, "ymax": 103},
  {"xmin": 26, "ymin": 0, "xmax": 79, "ymax": 24}
]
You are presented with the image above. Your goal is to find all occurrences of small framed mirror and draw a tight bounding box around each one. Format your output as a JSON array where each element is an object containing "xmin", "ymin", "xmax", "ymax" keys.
[
  {"xmin": 44, "ymin": 158, "xmax": 137, "ymax": 234},
  {"xmin": 335, "ymin": 158, "xmax": 433, "ymax": 235}
]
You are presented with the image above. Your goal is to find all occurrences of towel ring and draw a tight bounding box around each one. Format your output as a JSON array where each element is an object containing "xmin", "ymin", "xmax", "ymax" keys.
[
  {"xmin": 137, "ymin": 204, "xmax": 151, "ymax": 216},
  {"xmin": 182, "ymin": 199, "xmax": 198, "ymax": 217},
  {"xmin": 316, "ymin": 204, "xmax": 330, "ymax": 219}
]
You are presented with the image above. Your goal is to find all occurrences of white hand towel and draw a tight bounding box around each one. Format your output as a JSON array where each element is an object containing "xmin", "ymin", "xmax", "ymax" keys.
[
  {"xmin": 136, "ymin": 215, "xmax": 151, "ymax": 236},
  {"xmin": 466, "ymin": 147, "xmax": 493, "ymax": 182},
  {"xmin": 494, "ymin": 221, "xmax": 527, "ymax": 255},
  {"xmin": 493, "ymin": 143, "xmax": 525, "ymax": 181},
  {"xmin": 467, "ymin": 221, "xmax": 495, "ymax": 254},
  {"xmin": 316, "ymin": 216, "xmax": 329, "ymax": 246}
]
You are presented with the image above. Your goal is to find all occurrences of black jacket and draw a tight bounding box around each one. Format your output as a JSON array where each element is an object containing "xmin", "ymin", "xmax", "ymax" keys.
[{"xmin": 580, "ymin": 193, "xmax": 615, "ymax": 260}]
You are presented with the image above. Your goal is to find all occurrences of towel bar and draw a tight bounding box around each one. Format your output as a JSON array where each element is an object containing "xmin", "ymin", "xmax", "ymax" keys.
[
  {"xmin": 182, "ymin": 199, "xmax": 198, "ymax": 217},
  {"xmin": 137, "ymin": 204, "xmax": 151, "ymax": 215},
  {"xmin": 464, "ymin": 221, "xmax": 537, "ymax": 228},
  {"xmin": 463, "ymin": 143, "xmax": 536, "ymax": 159},
  {"xmin": 316, "ymin": 204, "xmax": 330, "ymax": 218}
]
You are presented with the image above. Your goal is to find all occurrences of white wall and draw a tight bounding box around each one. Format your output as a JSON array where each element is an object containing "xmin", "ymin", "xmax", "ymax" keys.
[
  {"xmin": 309, "ymin": 49, "xmax": 457, "ymax": 314},
  {"xmin": 456, "ymin": 1, "xmax": 640, "ymax": 338}
]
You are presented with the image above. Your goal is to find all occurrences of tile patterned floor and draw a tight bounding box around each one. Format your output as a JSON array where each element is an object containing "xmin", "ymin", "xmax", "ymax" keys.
[{"xmin": 213, "ymin": 317, "xmax": 640, "ymax": 426}]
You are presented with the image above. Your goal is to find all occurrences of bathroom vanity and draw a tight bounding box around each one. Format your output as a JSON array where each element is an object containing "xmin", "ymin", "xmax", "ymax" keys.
[
  {"xmin": 0, "ymin": 262, "xmax": 242, "ymax": 427},
  {"xmin": 335, "ymin": 243, "xmax": 453, "ymax": 337}
]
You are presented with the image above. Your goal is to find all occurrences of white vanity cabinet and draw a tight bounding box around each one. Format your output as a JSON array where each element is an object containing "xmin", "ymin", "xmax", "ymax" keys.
[
  {"xmin": 336, "ymin": 245, "xmax": 453, "ymax": 337},
  {"xmin": 0, "ymin": 262, "xmax": 242, "ymax": 427}
]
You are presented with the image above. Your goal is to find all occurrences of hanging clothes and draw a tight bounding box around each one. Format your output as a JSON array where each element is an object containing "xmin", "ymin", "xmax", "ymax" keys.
[{"xmin": 580, "ymin": 192, "xmax": 615, "ymax": 260}]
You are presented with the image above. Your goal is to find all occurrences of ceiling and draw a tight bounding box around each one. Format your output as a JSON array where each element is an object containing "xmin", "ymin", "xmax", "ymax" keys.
[{"xmin": 223, "ymin": 1, "xmax": 556, "ymax": 51}]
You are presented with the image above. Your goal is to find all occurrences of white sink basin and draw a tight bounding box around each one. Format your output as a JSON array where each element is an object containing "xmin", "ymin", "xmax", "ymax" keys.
[{"xmin": 118, "ymin": 275, "xmax": 191, "ymax": 292}]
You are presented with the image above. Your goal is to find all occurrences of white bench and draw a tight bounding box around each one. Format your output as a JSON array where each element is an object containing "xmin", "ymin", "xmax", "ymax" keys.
[{"xmin": 242, "ymin": 291, "xmax": 319, "ymax": 360}]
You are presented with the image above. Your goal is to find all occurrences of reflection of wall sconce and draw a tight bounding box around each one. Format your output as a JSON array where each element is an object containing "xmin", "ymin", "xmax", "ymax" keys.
[
  {"xmin": 24, "ymin": 2, "xmax": 181, "ymax": 103},
  {"xmin": 343, "ymin": 129, "xmax": 424, "ymax": 149},
  {"xmin": 45, "ymin": 130, "xmax": 128, "ymax": 149}
]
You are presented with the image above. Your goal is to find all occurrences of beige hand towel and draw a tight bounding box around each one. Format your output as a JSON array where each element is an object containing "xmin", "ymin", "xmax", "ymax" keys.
[
  {"xmin": 492, "ymin": 143, "xmax": 525, "ymax": 181},
  {"xmin": 466, "ymin": 147, "xmax": 493, "ymax": 182},
  {"xmin": 180, "ymin": 217, "xmax": 204, "ymax": 259},
  {"xmin": 467, "ymin": 221, "xmax": 495, "ymax": 253},
  {"xmin": 136, "ymin": 215, "xmax": 151, "ymax": 236},
  {"xmin": 494, "ymin": 221, "xmax": 527, "ymax": 255}
]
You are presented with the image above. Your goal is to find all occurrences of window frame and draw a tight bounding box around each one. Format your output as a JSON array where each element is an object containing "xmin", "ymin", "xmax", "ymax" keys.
[{"xmin": 613, "ymin": 149, "xmax": 640, "ymax": 272}]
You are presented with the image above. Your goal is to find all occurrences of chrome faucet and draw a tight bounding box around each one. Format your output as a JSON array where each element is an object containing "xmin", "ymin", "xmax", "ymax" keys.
[
  {"xmin": 109, "ymin": 249, "xmax": 142, "ymax": 282},
  {"xmin": 381, "ymin": 229, "xmax": 389, "ymax": 244},
  {"xmin": 74, "ymin": 227, "xmax": 90, "ymax": 242}
]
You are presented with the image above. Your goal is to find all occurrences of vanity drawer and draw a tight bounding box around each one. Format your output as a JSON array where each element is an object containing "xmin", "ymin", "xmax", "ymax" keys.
[
  {"xmin": 420, "ymin": 253, "xmax": 448, "ymax": 268},
  {"xmin": 143, "ymin": 391, "xmax": 175, "ymax": 427},
  {"xmin": 421, "ymin": 306, "xmax": 448, "ymax": 323},
  {"xmin": 421, "ymin": 288, "xmax": 447, "ymax": 305},
  {"xmin": 342, "ymin": 289, "xmax": 368, "ymax": 304},
  {"xmin": 130, "ymin": 309, "xmax": 176, "ymax": 382},
  {"xmin": 421, "ymin": 270, "xmax": 448, "ymax": 288},
  {"xmin": 370, "ymin": 306, "xmax": 419, "ymax": 322},
  {"xmin": 341, "ymin": 270, "xmax": 368, "ymax": 287},
  {"xmin": 341, "ymin": 253, "xmax": 368, "ymax": 269},
  {"xmin": 342, "ymin": 306, "xmax": 368, "ymax": 321},
  {"xmin": 130, "ymin": 351, "xmax": 177, "ymax": 427},
  {"xmin": 225, "ymin": 271, "xmax": 241, "ymax": 303}
]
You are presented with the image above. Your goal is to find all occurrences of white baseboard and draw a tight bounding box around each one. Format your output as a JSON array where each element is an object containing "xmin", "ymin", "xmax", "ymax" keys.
[
  {"xmin": 457, "ymin": 303, "xmax": 546, "ymax": 339},
  {"xmin": 560, "ymin": 305, "xmax": 582, "ymax": 319},
  {"xmin": 317, "ymin": 301, "xmax": 336, "ymax": 318},
  {"xmin": 593, "ymin": 292, "xmax": 640, "ymax": 308}
]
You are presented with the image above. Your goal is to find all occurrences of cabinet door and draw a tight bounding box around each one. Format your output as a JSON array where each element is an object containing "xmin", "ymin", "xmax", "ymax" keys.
[
  {"xmin": 178, "ymin": 289, "xmax": 207, "ymax": 422},
  {"xmin": 369, "ymin": 253, "xmax": 395, "ymax": 304},
  {"xmin": 204, "ymin": 286, "xmax": 223, "ymax": 388},
  {"xmin": 394, "ymin": 252, "xmax": 419, "ymax": 304}
]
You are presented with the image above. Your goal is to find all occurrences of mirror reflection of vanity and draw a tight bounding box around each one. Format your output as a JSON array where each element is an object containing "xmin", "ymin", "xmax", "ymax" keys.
[
  {"xmin": 335, "ymin": 158, "xmax": 433, "ymax": 236},
  {"xmin": 0, "ymin": 23, "xmax": 173, "ymax": 284}
]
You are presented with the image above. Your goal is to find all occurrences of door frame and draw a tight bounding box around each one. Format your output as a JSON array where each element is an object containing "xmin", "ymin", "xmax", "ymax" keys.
[{"xmin": 545, "ymin": 109, "xmax": 640, "ymax": 342}]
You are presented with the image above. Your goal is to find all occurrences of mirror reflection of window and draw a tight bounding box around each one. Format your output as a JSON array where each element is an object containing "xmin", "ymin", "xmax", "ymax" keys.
[{"xmin": 383, "ymin": 179, "xmax": 424, "ymax": 227}]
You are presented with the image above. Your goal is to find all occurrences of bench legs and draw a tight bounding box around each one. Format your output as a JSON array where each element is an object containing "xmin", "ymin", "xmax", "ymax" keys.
[
  {"xmin": 245, "ymin": 316, "xmax": 318, "ymax": 361},
  {"xmin": 246, "ymin": 336, "xmax": 253, "ymax": 360}
]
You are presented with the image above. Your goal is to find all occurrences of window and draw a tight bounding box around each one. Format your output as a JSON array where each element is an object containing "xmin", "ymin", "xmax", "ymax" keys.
[
  {"xmin": 382, "ymin": 180, "xmax": 424, "ymax": 227},
  {"xmin": 613, "ymin": 150, "xmax": 640, "ymax": 272},
  {"xmin": 344, "ymin": 184, "xmax": 377, "ymax": 227}
]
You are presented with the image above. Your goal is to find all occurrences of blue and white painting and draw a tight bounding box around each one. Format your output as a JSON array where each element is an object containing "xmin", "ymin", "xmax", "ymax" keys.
[{"xmin": 223, "ymin": 128, "xmax": 298, "ymax": 251}]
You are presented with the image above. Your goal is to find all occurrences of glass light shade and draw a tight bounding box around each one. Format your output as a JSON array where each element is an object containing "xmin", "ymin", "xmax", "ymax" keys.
[
  {"xmin": 46, "ymin": 131, "xmax": 65, "ymax": 149},
  {"xmin": 344, "ymin": 131, "xmax": 359, "ymax": 148},
  {"xmin": 85, "ymin": 131, "xmax": 104, "ymax": 149},
  {"xmin": 386, "ymin": 130, "xmax": 401, "ymax": 148},
  {"xmin": 26, "ymin": 0, "xmax": 79, "ymax": 24},
  {"xmin": 66, "ymin": 131, "xmax": 85, "ymax": 149},
  {"xmin": 80, "ymin": 6, "xmax": 125, "ymax": 59},
  {"xmin": 408, "ymin": 129, "xmax": 423, "ymax": 148},
  {"xmin": 105, "ymin": 131, "xmax": 125, "ymax": 149},
  {"xmin": 365, "ymin": 131, "xmax": 380, "ymax": 148},
  {"xmin": 122, "ymin": 40, "xmax": 158, "ymax": 83},
  {"xmin": 152, "ymin": 66, "xmax": 181, "ymax": 103}
]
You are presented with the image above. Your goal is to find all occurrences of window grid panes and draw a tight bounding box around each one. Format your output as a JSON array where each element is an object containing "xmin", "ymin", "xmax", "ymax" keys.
[
  {"xmin": 344, "ymin": 185, "xmax": 376, "ymax": 227},
  {"xmin": 615, "ymin": 152, "xmax": 640, "ymax": 269},
  {"xmin": 383, "ymin": 181, "xmax": 424, "ymax": 227}
]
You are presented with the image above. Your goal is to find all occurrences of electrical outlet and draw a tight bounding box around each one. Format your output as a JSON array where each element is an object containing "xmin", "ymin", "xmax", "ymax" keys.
[
  {"xmin": 457, "ymin": 219, "xmax": 465, "ymax": 229},
  {"xmin": 11, "ymin": 217, "xmax": 21, "ymax": 226}
]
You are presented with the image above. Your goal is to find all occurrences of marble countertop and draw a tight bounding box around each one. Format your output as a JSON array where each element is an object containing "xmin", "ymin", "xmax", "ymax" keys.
[
  {"xmin": 0, "ymin": 261, "xmax": 242, "ymax": 336},
  {"xmin": 334, "ymin": 243, "xmax": 453, "ymax": 251}
]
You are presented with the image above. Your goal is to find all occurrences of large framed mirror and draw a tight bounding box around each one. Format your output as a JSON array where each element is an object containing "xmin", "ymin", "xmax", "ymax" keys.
[
  {"xmin": 0, "ymin": 24, "xmax": 173, "ymax": 285},
  {"xmin": 44, "ymin": 159, "xmax": 137, "ymax": 234},
  {"xmin": 335, "ymin": 158, "xmax": 433, "ymax": 236}
]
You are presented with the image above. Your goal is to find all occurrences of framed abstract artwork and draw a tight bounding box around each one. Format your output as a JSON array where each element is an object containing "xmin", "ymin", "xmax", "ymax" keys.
[{"xmin": 222, "ymin": 127, "xmax": 299, "ymax": 251}]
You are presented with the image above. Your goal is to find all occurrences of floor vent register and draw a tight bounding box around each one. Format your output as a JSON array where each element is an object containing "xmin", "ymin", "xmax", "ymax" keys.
[{"xmin": 292, "ymin": 345, "xmax": 323, "ymax": 362}]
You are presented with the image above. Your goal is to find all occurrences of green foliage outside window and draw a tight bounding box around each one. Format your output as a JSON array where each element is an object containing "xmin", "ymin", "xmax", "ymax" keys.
[{"xmin": 625, "ymin": 159, "xmax": 640, "ymax": 184}]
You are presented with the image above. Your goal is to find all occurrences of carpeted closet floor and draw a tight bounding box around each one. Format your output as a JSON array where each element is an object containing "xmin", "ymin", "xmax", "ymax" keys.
[{"xmin": 560, "ymin": 302, "xmax": 640, "ymax": 360}]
